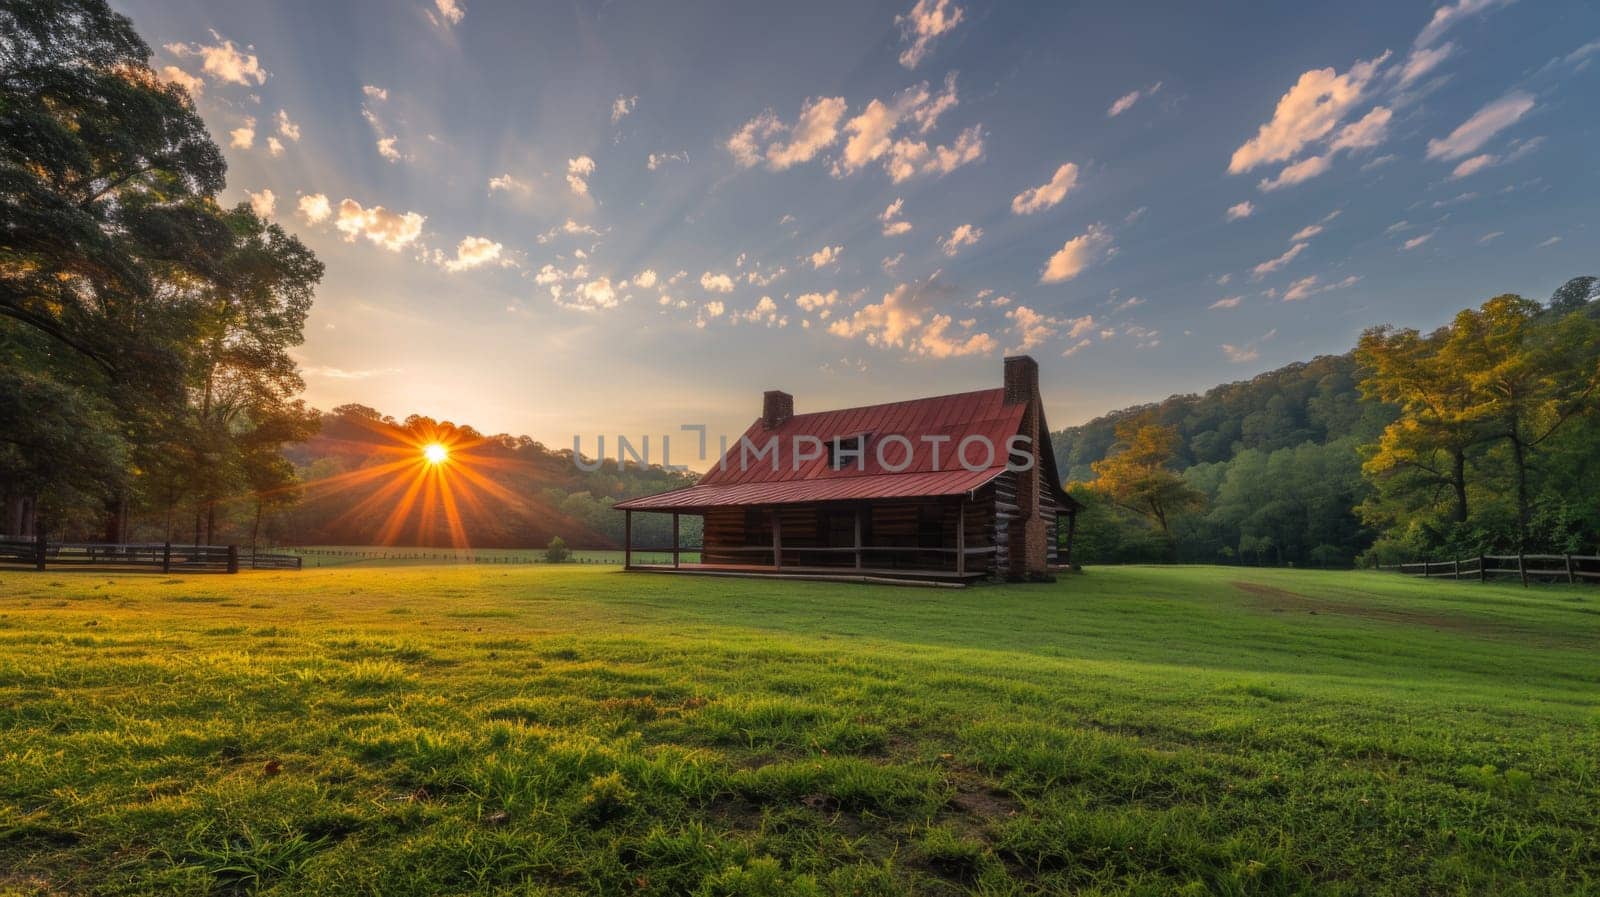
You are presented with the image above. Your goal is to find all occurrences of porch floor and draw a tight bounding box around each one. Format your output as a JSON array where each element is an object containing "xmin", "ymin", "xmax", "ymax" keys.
[{"xmin": 623, "ymin": 561, "xmax": 989, "ymax": 587}]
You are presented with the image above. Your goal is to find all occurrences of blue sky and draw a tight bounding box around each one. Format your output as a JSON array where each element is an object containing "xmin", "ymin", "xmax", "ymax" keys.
[{"xmin": 116, "ymin": 0, "xmax": 1598, "ymax": 457}]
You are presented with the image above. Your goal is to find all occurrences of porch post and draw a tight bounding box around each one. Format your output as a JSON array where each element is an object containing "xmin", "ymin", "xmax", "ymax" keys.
[
  {"xmin": 772, "ymin": 508, "xmax": 783, "ymax": 570},
  {"xmin": 854, "ymin": 506, "xmax": 862, "ymax": 570},
  {"xmin": 956, "ymin": 499, "xmax": 965, "ymax": 576},
  {"xmin": 624, "ymin": 510, "xmax": 632, "ymax": 569},
  {"xmin": 672, "ymin": 513, "xmax": 680, "ymax": 568}
]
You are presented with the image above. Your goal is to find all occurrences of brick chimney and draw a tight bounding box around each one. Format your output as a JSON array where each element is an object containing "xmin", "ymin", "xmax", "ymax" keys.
[
  {"xmin": 762, "ymin": 390, "xmax": 794, "ymax": 429},
  {"xmin": 1004, "ymin": 355, "xmax": 1038, "ymax": 405},
  {"xmin": 1002, "ymin": 355, "xmax": 1049, "ymax": 579}
]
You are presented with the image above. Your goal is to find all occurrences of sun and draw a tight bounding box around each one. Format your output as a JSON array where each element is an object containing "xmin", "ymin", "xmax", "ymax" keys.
[{"xmin": 422, "ymin": 442, "xmax": 449, "ymax": 464}]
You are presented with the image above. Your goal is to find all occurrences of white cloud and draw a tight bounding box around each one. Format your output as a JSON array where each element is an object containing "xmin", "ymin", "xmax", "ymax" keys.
[
  {"xmin": 834, "ymin": 75, "xmax": 959, "ymax": 177},
  {"xmin": 157, "ymin": 66, "xmax": 203, "ymax": 96},
  {"xmin": 1426, "ymin": 92, "xmax": 1535, "ymax": 160},
  {"xmin": 1210, "ymin": 296, "xmax": 1243, "ymax": 310},
  {"xmin": 1011, "ymin": 163, "xmax": 1080, "ymax": 215},
  {"xmin": 165, "ymin": 33, "xmax": 267, "ymax": 85},
  {"xmin": 1222, "ymin": 344, "xmax": 1259, "ymax": 363},
  {"xmin": 1402, "ymin": 231, "xmax": 1436, "ymax": 251},
  {"xmin": 647, "ymin": 151, "xmax": 689, "ymax": 170},
  {"xmin": 1538, "ymin": 235, "xmax": 1562, "ymax": 248},
  {"xmin": 735, "ymin": 296, "xmax": 785, "ymax": 327},
  {"xmin": 1329, "ymin": 105, "xmax": 1391, "ymax": 151},
  {"xmin": 1040, "ymin": 224, "xmax": 1112, "ymax": 284},
  {"xmin": 334, "ymin": 198, "xmax": 425, "ymax": 251},
  {"xmin": 566, "ymin": 156, "xmax": 596, "ymax": 195},
  {"xmin": 1477, "ymin": 231, "xmax": 1504, "ymax": 244},
  {"xmin": 266, "ymin": 136, "xmax": 284, "ymax": 157},
  {"xmin": 1291, "ymin": 224, "xmax": 1324, "ymax": 242},
  {"xmin": 1228, "ymin": 53, "xmax": 1388, "ymax": 174},
  {"xmin": 1451, "ymin": 154, "xmax": 1496, "ymax": 178},
  {"xmin": 1006, "ymin": 305, "xmax": 1057, "ymax": 352},
  {"xmin": 881, "ymin": 253, "xmax": 905, "ymax": 274},
  {"xmin": 880, "ymin": 198, "xmax": 913, "ymax": 236},
  {"xmin": 1283, "ymin": 273, "xmax": 1360, "ymax": 301},
  {"xmin": 376, "ymin": 136, "xmax": 402, "ymax": 162},
  {"xmin": 700, "ymin": 272, "xmax": 735, "ymax": 293},
  {"xmin": 555, "ymin": 277, "xmax": 620, "ymax": 312},
  {"xmin": 1257, "ymin": 154, "xmax": 1332, "ymax": 191},
  {"xmin": 1107, "ymin": 81, "xmax": 1162, "ymax": 117},
  {"xmin": 1415, "ymin": 0, "xmax": 1514, "ymax": 50},
  {"xmin": 796, "ymin": 290, "xmax": 839, "ymax": 312},
  {"xmin": 536, "ymin": 219, "xmax": 604, "ymax": 243},
  {"xmin": 828, "ymin": 281, "xmax": 993, "ymax": 357},
  {"xmin": 810, "ymin": 245, "xmax": 843, "ymax": 268},
  {"xmin": 938, "ymin": 224, "xmax": 982, "ymax": 256},
  {"xmin": 1397, "ymin": 42, "xmax": 1454, "ymax": 88},
  {"xmin": 442, "ymin": 236, "xmax": 506, "ymax": 272},
  {"xmin": 247, "ymin": 188, "xmax": 275, "ymax": 218},
  {"xmin": 728, "ymin": 97, "xmax": 848, "ymax": 171},
  {"xmin": 362, "ymin": 84, "xmax": 388, "ymax": 101},
  {"xmin": 488, "ymin": 173, "xmax": 529, "ymax": 193},
  {"xmin": 275, "ymin": 109, "xmax": 300, "ymax": 141},
  {"xmin": 884, "ymin": 124, "xmax": 984, "ymax": 182},
  {"xmin": 1252, "ymin": 242, "xmax": 1308, "ymax": 278},
  {"xmin": 432, "ymin": 0, "xmax": 466, "ymax": 27},
  {"xmin": 229, "ymin": 116, "xmax": 255, "ymax": 149},
  {"xmin": 1226, "ymin": 201, "xmax": 1255, "ymax": 221},
  {"xmin": 896, "ymin": 0, "xmax": 965, "ymax": 69},
  {"xmin": 745, "ymin": 265, "xmax": 786, "ymax": 286},
  {"xmin": 297, "ymin": 193, "xmax": 331, "ymax": 224},
  {"xmin": 633, "ymin": 269, "xmax": 658, "ymax": 289},
  {"xmin": 611, "ymin": 94, "xmax": 638, "ymax": 124}
]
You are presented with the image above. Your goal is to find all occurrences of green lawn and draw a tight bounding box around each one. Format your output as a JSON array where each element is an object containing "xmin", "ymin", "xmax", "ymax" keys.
[{"xmin": 1, "ymin": 565, "xmax": 1596, "ymax": 896}]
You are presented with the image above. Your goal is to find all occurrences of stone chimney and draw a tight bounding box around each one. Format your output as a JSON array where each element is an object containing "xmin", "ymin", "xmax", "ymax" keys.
[
  {"xmin": 1004, "ymin": 355, "xmax": 1038, "ymax": 405},
  {"xmin": 762, "ymin": 390, "xmax": 794, "ymax": 429}
]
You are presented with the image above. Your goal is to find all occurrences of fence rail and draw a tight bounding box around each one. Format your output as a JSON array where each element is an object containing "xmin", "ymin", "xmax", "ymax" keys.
[
  {"xmin": 0, "ymin": 541, "xmax": 301, "ymax": 573},
  {"xmin": 1379, "ymin": 553, "xmax": 1600, "ymax": 586}
]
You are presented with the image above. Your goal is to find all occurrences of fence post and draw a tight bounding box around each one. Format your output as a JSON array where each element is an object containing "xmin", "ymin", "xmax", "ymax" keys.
[
  {"xmin": 1565, "ymin": 553, "xmax": 1575, "ymax": 585},
  {"xmin": 1518, "ymin": 551, "xmax": 1528, "ymax": 588},
  {"xmin": 162, "ymin": 542, "xmax": 172, "ymax": 573},
  {"xmin": 1422, "ymin": 558, "xmax": 1430, "ymax": 578},
  {"xmin": 1478, "ymin": 554, "xmax": 1487, "ymax": 583},
  {"xmin": 227, "ymin": 544, "xmax": 240, "ymax": 574},
  {"xmin": 34, "ymin": 525, "xmax": 46, "ymax": 572},
  {"xmin": 1453, "ymin": 557, "xmax": 1460, "ymax": 579}
]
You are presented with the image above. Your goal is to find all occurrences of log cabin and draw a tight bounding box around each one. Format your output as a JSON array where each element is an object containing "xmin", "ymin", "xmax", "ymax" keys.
[{"xmin": 614, "ymin": 355, "xmax": 1079, "ymax": 584}]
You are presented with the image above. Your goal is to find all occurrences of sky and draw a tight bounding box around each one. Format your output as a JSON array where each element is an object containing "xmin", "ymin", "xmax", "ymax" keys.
[{"xmin": 117, "ymin": 0, "xmax": 1598, "ymax": 465}]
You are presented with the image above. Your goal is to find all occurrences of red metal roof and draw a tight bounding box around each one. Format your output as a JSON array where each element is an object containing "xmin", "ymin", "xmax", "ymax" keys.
[{"xmin": 615, "ymin": 388, "xmax": 1031, "ymax": 510}]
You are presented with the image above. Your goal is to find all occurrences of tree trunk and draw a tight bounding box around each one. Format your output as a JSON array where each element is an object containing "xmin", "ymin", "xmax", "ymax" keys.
[
  {"xmin": 251, "ymin": 498, "xmax": 263, "ymax": 554},
  {"xmin": 205, "ymin": 499, "xmax": 217, "ymax": 546},
  {"xmin": 1450, "ymin": 448, "xmax": 1469, "ymax": 524},
  {"xmin": 1509, "ymin": 434, "xmax": 1529, "ymax": 548}
]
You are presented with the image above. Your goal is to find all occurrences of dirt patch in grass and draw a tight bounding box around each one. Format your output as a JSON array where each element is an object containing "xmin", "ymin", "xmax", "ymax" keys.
[{"xmin": 1232, "ymin": 580, "xmax": 1572, "ymax": 644}]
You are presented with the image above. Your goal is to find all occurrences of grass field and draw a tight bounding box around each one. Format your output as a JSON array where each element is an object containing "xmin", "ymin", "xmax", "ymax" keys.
[{"xmin": 1, "ymin": 565, "xmax": 1597, "ymax": 896}]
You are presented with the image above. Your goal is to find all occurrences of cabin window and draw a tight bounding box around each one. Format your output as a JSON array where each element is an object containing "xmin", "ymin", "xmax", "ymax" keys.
[{"xmin": 829, "ymin": 435, "xmax": 866, "ymax": 470}]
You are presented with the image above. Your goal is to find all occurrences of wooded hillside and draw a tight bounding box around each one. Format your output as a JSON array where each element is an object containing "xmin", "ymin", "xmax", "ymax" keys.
[{"xmin": 1054, "ymin": 277, "xmax": 1600, "ymax": 567}]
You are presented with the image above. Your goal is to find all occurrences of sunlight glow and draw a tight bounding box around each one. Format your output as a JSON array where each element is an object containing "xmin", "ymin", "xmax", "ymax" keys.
[{"xmin": 423, "ymin": 443, "xmax": 449, "ymax": 464}]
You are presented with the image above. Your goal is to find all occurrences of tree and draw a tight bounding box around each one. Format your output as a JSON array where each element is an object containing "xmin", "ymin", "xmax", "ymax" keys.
[
  {"xmin": 1443, "ymin": 295, "xmax": 1600, "ymax": 545},
  {"xmin": 544, "ymin": 536, "xmax": 571, "ymax": 563},
  {"xmin": 1356, "ymin": 324, "xmax": 1485, "ymax": 528},
  {"xmin": 1089, "ymin": 417, "xmax": 1204, "ymax": 546},
  {"xmin": 1548, "ymin": 276, "xmax": 1597, "ymax": 316}
]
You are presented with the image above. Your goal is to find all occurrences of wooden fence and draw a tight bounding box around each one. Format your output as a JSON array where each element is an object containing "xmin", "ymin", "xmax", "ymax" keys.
[
  {"xmin": 0, "ymin": 541, "xmax": 302, "ymax": 573},
  {"xmin": 1380, "ymin": 553, "xmax": 1600, "ymax": 586}
]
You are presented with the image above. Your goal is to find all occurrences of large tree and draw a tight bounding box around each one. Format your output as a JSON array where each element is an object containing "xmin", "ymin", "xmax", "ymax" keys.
[{"xmin": 1089, "ymin": 416, "xmax": 1204, "ymax": 545}]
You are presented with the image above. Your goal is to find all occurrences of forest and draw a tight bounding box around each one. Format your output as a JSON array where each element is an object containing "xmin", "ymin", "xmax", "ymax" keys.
[{"xmin": 1055, "ymin": 276, "xmax": 1600, "ymax": 567}]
